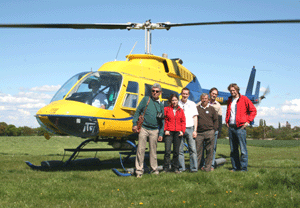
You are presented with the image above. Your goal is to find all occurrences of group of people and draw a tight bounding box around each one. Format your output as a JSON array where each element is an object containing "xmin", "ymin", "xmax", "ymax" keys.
[{"xmin": 132, "ymin": 83, "xmax": 256, "ymax": 178}]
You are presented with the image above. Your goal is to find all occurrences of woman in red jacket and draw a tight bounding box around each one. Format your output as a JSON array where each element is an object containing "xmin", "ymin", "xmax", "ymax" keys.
[{"xmin": 163, "ymin": 94, "xmax": 186, "ymax": 173}]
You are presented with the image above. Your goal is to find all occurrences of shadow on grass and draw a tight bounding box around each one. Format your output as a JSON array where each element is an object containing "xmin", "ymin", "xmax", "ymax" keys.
[
  {"xmin": 25, "ymin": 156, "xmax": 165, "ymax": 172},
  {"xmin": 217, "ymin": 154, "xmax": 230, "ymax": 159}
]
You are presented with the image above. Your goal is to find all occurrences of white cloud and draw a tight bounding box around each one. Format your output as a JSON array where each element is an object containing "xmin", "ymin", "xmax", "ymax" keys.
[
  {"xmin": 30, "ymin": 85, "xmax": 61, "ymax": 92},
  {"xmin": 8, "ymin": 115, "xmax": 18, "ymax": 120},
  {"xmin": 19, "ymin": 103, "xmax": 46, "ymax": 109},
  {"xmin": 256, "ymin": 106, "xmax": 278, "ymax": 117},
  {"xmin": 17, "ymin": 92, "xmax": 53, "ymax": 99},
  {"xmin": 0, "ymin": 82, "xmax": 60, "ymax": 127},
  {"xmin": 0, "ymin": 94, "xmax": 41, "ymax": 104},
  {"xmin": 281, "ymin": 99, "xmax": 300, "ymax": 113},
  {"xmin": 18, "ymin": 109, "xmax": 31, "ymax": 116}
]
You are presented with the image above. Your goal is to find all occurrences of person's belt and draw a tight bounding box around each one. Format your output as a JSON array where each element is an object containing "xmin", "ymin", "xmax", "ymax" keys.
[{"xmin": 229, "ymin": 124, "xmax": 238, "ymax": 128}]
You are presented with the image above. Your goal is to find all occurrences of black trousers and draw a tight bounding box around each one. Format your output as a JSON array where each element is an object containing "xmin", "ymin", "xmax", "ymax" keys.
[{"xmin": 163, "ymin": 131, "xmax": 181, "ymax": 171}]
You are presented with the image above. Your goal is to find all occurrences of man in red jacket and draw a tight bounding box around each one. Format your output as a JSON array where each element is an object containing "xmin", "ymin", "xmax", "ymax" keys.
[{"xmin": 225, "ymin": 83, "xmax": 257, "ymax": 172}]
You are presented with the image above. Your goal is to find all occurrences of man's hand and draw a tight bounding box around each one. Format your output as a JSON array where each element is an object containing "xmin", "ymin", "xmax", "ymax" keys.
[
  {"xmin": 132, "ymin": 126, "xmax": 138, "ymax": 133},
  {"xmin": 192, "ymin": 131, "xmax": 197, "ymax": 138},
  {"xmin": 165, "ymin": 130, "xmax": 170, "ymax": 135},
  {"xmin": 158, "ymin": 136, "xmax": 163, "ymax": 142},
  {"xmin": 179, "ymin": 131, "xmax": 183, "ymax": 136},
  {"xmin": 241, "ymin": 122, "xmax": 249, "ymax": 129}
]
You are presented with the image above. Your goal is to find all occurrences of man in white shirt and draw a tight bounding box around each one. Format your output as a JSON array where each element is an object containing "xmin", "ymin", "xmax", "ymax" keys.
[
  {"xmin": 178, "ymin": 88, "xmax": 198, "ymax": 172},
  {"xmin": 208, "ymin": 88, "xmax": 222, "ymax": 170}
]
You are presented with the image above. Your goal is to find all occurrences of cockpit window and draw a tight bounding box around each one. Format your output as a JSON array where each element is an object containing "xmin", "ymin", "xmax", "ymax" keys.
[
  {"xmin": 51, "ymin": 72, "xmax": 90, "ymax": 103},
  {"xmin": 65, "ymin": 71, "xmax": 122, "ymax": 110}
]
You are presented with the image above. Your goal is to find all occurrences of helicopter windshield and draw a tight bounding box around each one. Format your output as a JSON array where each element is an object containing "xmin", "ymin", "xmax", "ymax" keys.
[
  {"xmin": 51, "ymin": 71, "xmax": 90, "ymax": 103},
  {"xmin": 65, "ymin": 71, "xmax": 122, "ymax": 110}
]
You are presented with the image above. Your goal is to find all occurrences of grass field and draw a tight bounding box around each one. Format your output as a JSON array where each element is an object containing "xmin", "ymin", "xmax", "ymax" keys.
[{"xmin": 0, "ymin": 136, "xmax": 299, "ymax": 208}]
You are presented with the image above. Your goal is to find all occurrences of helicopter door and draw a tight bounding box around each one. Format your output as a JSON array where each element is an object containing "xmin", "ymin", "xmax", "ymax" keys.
[{"xmin": 122, "ymin": 81, "xmax": 139, "ymax": 109}]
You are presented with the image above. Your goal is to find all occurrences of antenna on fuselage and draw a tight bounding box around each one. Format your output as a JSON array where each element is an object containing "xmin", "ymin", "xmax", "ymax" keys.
[
  {"xmin": 126, "ymin": 41, "xmax": 137, "ymax": 61},
  {"xmin": 115, "ymin": 43, "xmax": 122, "ymax": 61}
]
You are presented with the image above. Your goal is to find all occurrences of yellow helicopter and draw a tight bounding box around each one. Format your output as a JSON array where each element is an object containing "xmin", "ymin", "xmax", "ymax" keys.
[{"xmin": 0, "ymin": 19, "xmax": 299, "ymax": 169}]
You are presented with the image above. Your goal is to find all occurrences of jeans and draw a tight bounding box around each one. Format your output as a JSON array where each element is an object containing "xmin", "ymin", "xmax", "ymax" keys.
[
  {"xmin": 163, "ymin": 131, "xmax": 181, "ymax": 171},
  {"xmin": 228, "ymin": 127, "xmax": 248, "ymax": 171},
  {"xmin": 179, "ymin": 127, "xmax": 198, "ymax": 172},
  {"xmin": 211, "ymin": 130, "xmax": 218, "ymax": 168}
]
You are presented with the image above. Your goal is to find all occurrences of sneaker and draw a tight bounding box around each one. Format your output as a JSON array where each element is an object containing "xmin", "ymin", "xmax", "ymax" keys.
[
  {"xmin": 162, "ymin": 169, "xmax": 168, "ymax": 173},
  {"xmin": 175, "ymin": 170, "xmax": 181, "ymax": 174},
  {"xmin": 136, "ymin": 174, "xmax": 142, "ymax": 178},
  {"xmin": 211, "ymin": 167, "xmax": 214, "ymax": 171},
  {"xmin": 151, "ymin": 171, "xmax": 159, "ymax": 175}
]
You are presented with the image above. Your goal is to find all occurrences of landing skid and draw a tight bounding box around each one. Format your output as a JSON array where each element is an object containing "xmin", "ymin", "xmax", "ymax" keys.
[
  {"xmin": 25, "ymin": 138, "xmax": 136, "ymax": 171},
  {"xmin": 25, "ymin": 138, "xmax": 227, "ymax": 174}
]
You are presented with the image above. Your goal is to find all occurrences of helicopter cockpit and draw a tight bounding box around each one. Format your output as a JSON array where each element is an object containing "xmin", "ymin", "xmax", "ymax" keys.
[{"xmin": 51, "ymin": 71, "xmax": 122, "ymax": 110}]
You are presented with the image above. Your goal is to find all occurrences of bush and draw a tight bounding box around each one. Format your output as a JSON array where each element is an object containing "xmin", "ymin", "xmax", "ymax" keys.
[{"xmin": 275, "ymin": 134, "xmax": 294, "ymax": 140}]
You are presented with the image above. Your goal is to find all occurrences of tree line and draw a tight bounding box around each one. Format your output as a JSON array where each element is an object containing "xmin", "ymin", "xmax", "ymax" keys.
[
  {"xmin": 219, "ymin": 119, "xmax": 300, "ymax": 140},
  {"xmin": 0, "ymin": 122, "xmax": 48, "ymax": 136},
  {"xmin": 1, "ymin": 120, "xmax": 299, "ymax": 139}
]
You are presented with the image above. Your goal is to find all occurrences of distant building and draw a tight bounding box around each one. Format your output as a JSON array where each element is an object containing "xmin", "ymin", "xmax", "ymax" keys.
[{"xmin": 286, "ymin": 121, "xmax": 291, "ymax": 129}]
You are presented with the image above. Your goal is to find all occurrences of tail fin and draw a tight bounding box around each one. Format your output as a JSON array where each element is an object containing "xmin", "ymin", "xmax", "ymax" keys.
[{"xmin": 245, "ymin": 66, "xmax": 256, "ymax": 96}]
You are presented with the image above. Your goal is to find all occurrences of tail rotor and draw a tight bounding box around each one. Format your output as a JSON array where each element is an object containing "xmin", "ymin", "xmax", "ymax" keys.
[{"xmin": 258, "ymin": 86, "xmax": 270, "ymax": 104}]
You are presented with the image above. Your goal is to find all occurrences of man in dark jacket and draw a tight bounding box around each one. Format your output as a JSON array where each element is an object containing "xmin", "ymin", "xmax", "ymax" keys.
[
  {"xmin": 226, "ymin": 83, "xmax": 257, "ymax": 172},
  {"xmin": 132, "ymin": 83, "xmax": 164, "ymax": 178},
  {"xmin": 196, "ymin": 93, "xmax": 218, "ymax": 172}
]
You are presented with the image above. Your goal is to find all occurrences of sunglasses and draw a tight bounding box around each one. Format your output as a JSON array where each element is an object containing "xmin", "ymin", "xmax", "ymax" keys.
[{"xmin": 152, "ymin": 90, "xmax": 160, "ymax": 93}]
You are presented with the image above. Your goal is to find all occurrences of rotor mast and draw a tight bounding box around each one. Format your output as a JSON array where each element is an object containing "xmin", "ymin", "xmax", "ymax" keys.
[
  {"xmin": 127, "ymin": 20, "xmax": 170, "ymax": 54},
  {"xmin": 145, "ymin": 21, "xmax": 152, "ymax": 54}
]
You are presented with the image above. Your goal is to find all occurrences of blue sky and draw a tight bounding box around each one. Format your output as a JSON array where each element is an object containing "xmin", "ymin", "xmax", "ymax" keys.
[{"xmin": 0, "ymin": 0, "xmax": 299, "ymax": 128}]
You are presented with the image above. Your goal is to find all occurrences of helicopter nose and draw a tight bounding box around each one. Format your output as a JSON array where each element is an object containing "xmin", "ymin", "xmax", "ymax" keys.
[
  {"xmin": 36, "ymin": 100, "xmax": 103, "ymax": 138},
  {"xmin": 47, "ymin": 115, "xmax": 99, "ymax": 138}
]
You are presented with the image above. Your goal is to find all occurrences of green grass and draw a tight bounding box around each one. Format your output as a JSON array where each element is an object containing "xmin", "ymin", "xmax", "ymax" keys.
[
  {"xmin": 218, "ymin": 138, "xmax": 300, "ymax": 148},
  {"xmin": 0, "ymin": 136, "xmax": 300, "ymax": 207}
]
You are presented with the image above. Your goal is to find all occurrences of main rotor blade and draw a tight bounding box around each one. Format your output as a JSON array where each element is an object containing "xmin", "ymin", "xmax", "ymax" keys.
[
  {"xmin": 164, "ymin": 19, "xmax": 300, "ymax": 28},
  {"xmin": 1, "ymin": 19, "xmax": 300, "ymax": 30},
  {"xmin": 0, "ymin": 23, "xmax": 135, "ymax": 29}
]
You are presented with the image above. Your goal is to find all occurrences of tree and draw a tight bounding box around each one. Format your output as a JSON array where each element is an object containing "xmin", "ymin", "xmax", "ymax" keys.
[
  {"xmin": 251, "ymin": 126, "xmax": 264, "ymax": 139},
  {"xmin": 5, "ymin": 124, "xmax": 21, "ymax": 136},
  {"xmin": 0, "ymin": 122, "xmax": 8, "ymax": 136},
  {"xmin": 259, "ymin": 119, "xmax": 264, "ymax": 127},
  {"xmin": 19, "ymin": 126, "xmax": 35, "ymax": 136},
  {"xmin": 35, "ymin": 127, "xmax": 49, "ymax": 136}
]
